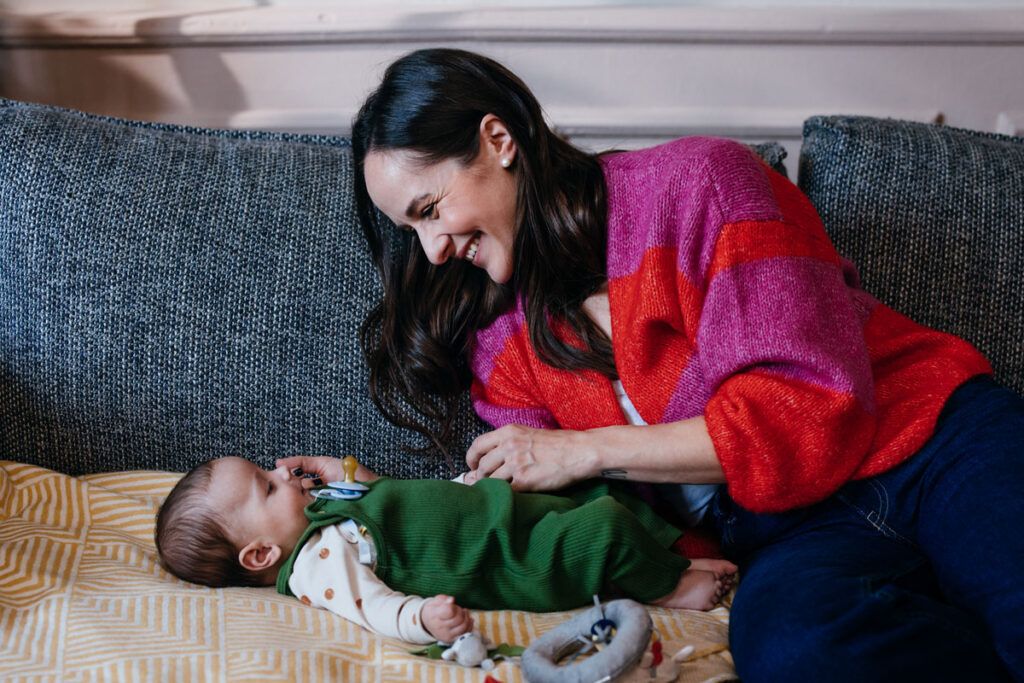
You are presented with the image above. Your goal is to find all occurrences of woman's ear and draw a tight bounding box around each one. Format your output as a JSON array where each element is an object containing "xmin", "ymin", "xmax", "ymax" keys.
[
  {"xmin": 479, "ymin": 113, "xmax": 516, "ymax": 167},
  {"xmin": 238, "ymin": 541, "xmax": 283, "ymax": 572}
]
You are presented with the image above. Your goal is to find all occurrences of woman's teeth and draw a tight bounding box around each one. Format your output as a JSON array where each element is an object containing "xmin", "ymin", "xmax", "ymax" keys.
[{"xmin": 465, "ymin": 233, "xmax": 481, "ymax": 262}]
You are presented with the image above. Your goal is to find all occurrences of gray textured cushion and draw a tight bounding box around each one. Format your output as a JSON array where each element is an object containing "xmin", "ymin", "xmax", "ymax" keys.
[
  {"xmin": 0, "ymin": 98, "xmax": 479, "ymax": 477},
  {"xmin": 799, "ymin": 116, "xmax": 1024, "ymax": 394},
  {"xmin": 750, "ymin": 141, "xmax": 788, "ymax": 179},
  {"xmin": 0, "ymin": 98, "xmax": 789, "ymax": 476}
]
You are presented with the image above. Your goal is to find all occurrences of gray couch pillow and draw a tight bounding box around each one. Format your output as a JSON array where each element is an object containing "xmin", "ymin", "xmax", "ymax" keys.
[
  {"xmin": 799, "ymin": 116, "xmax": 1024, "ymax": 394},
  {"xmin": 0, "ymin": 98, "xmax": 789, "ymax": 475},
  {"xmin": 0, "ymin": 98, "xmax": 481, "ymax": 477}
]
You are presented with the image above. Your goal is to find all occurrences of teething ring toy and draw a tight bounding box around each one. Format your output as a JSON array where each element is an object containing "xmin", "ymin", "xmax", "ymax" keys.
[{"xmin": 521, "ymin": 599, "xmax": 652, "ymax": 683}]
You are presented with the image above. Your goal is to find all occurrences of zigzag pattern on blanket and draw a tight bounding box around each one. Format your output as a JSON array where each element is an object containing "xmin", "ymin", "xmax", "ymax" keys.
[{"xmin": 0, "ymin": 461, "xmax": 734, "ymax": 682}]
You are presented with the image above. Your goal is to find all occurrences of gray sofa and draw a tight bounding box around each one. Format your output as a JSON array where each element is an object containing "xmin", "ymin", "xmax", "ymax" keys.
[
  {"xmin": 0, "ymin": 99, "xmax": 783, "ymax": 479},
  {"xmin": 1, "ymin": 99, "xmax": 1021, "ymax": 477},
  {"xmin": 1, "ymin": 99, "xmax": 1022, "ymax": 683}
]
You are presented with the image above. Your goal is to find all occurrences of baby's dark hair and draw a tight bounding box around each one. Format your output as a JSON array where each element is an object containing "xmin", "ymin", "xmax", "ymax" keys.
[{"xmin": 155, "ymin": 460, "xmax": 263, "ymax": 587}]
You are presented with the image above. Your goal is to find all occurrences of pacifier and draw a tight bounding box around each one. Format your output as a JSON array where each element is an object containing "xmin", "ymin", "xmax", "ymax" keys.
[{"xmin": 312, "ymin": 456, "xmax": 369, "ymax": 501}]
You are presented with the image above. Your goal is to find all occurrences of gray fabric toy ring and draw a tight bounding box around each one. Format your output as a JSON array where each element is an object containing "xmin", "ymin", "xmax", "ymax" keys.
[{"xmin": 521, "ymin": 599, "xmax": 652, "ymax": 683}]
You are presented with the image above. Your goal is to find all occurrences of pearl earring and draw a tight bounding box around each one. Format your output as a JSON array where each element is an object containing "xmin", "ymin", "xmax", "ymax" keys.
[{"xmin": 501, "ymin": 158, "xmax": 511, "ymax": 168}]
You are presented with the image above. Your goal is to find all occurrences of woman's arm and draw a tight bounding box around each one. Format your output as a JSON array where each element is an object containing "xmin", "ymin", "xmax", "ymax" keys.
[{"xmin": 464, "ymin": 417, "xmax": 723, "ymax": 491}]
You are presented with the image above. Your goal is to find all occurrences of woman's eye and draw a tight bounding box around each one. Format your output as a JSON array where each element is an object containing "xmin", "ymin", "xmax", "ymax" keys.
[{"xmin": 420, "ymin": 203, "xmax": 436, "ymax": 219}]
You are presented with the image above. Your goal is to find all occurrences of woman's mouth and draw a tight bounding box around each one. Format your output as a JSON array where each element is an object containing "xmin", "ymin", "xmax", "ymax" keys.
[{"xmin": 464, "ymin": 232, "xmax": 481, "ymax": 263}]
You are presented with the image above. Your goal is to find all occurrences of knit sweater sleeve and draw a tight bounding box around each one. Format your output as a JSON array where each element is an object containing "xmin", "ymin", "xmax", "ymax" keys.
[{"xmin": 694, "ymin": 143, "xmax": 878, "ymax": 513}]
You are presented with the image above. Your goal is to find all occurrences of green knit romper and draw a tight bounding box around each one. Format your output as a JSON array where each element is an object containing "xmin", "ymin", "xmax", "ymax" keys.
[{"xmin": 277, "ymin": 478, "xmax": 688, "ymax": 612}]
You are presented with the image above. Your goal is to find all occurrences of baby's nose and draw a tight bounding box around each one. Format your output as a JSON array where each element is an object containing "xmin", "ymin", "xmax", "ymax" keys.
[{"xmin": 273, "ymin": 465, "xmax": 298, "ymax": 485}]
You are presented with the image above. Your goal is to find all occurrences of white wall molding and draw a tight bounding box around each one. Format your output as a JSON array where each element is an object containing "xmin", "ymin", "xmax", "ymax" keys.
[
  {"xmin": 548, "ymin": 106, "xmax": 944, "ymax": 142},
  {"xmin": 181, "ymin": 105, "xmax": 942, "ymax": 140},
  {"xmin": 2, "ymin": 4, "xmax": 1021, "ymax": 164},
  {"xmin": 996, "ymin": 111, "xmax": 1024, "ymax": 136},
  {"xmin": 3, "ymin": 6, "xmax": 1024, "ymax": 47}
]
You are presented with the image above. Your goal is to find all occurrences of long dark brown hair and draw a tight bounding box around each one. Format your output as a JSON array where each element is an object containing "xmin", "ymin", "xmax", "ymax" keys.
[{"xmin": 352, "ymin": 48, "xmax": 614, "ymax": 455}]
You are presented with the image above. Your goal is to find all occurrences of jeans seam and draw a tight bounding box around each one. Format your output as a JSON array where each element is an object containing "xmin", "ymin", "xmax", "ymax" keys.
[{"xmin": 838, "ymin": 482, "xmax": 916, "ymax": 548}]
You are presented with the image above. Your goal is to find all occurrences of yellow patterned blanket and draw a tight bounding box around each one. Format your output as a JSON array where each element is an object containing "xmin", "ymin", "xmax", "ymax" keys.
[{"xmin": 0, "ymin": 461, "xmax": 736, "ymax": 682}]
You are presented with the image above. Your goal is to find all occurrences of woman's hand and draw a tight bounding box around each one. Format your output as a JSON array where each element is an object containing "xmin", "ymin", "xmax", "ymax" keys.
[
  {"xmin": 421, "ymin": 595, "xmax": 473, "ymax": 642},
  {"xmin": 464, "ymin": 425, "xmax": 596, "ymax": 491},
  {"xmin": 274, "ymin": 455, "xmax": 379, "ymax": 488}
]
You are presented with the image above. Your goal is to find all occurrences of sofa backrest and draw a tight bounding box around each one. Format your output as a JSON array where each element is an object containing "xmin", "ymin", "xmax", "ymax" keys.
[
  {"xmin": 799, "ymin": 116, "xmax": 1024, "ymax": 395},
  {"xmin": 0, "ymin": 98, "xmax": 483, "ymax": 477},
  {"xmin": 0, "ymin": 98, "xmax": 790, "ymax": 476}
]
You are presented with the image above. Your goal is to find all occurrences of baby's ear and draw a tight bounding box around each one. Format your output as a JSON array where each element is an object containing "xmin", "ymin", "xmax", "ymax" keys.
[{"xmin": 238, "ymin": 541, "xmax": 282, "ymax": 572}]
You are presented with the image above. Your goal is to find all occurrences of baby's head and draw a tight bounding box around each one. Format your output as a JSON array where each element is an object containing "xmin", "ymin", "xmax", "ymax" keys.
[{"xmin": 155, "ymin": 456, "xmax": 312, "ymax": 587}]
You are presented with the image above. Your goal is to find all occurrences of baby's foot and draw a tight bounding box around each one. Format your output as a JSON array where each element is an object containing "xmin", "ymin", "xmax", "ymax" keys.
[
  {"xmin": 652, "ymin": 569, "xmax": 722, "ymax": 611},
  {"xmin": 688, "ymin": 558, "xmax": 738, "ymax": 593}
]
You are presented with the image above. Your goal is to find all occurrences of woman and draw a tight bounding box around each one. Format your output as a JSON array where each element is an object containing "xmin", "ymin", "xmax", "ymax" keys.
[{"xmin": 294, "ymin": 48, "xmax": 1023, "ymax": 681}]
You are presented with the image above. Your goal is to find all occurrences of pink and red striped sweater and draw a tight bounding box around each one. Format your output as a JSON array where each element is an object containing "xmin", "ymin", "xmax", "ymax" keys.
[{"xmin": 469, "ymin": 137, "xmax": 991, "ymax": 514}]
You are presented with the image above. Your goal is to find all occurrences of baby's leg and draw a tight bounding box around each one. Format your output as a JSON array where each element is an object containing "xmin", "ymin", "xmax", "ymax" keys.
[
  {"xmin": 516, "ymin": 495, "xmax": 690, "ymax": 610},
  {"xmin": 652, "ymin": 558, "xmax": 738, "ymax": 611}
]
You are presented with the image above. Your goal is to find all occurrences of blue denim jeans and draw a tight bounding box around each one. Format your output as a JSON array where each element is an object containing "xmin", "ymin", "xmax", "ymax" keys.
[{"xmin": 710, "ymin": 376, "xmax": 1024, "ymax": 682}]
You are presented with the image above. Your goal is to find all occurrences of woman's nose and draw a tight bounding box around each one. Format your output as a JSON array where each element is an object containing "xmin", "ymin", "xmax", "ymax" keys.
[{"xmin": 420, "ymin": 229, "xmax": 453, "ymax": 265}]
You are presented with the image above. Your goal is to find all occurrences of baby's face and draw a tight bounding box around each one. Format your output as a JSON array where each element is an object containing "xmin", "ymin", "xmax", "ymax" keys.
[{"xmin": 210, "ymin": 456, "xmax": 312, "ymax": 558}]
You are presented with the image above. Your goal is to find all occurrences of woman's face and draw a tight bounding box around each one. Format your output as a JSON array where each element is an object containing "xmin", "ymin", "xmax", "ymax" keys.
[{"xmin": 363, "ymin": 115, "xmax": 519, "ymax": 284}]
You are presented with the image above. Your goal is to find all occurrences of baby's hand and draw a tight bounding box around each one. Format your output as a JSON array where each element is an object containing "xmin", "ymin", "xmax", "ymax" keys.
[
  {"xmin": 421, "ymin": 595, "xmax": 473, "ymax": 642},
  {"xmin": 275, "ymin": 455, "xmax": 379, "ymax": 488}
]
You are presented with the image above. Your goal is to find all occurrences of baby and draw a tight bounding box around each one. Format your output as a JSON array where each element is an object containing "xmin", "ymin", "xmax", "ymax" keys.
[{"xmin": 155, "ymin": 456, "xmax": 737, "ymax": 644}]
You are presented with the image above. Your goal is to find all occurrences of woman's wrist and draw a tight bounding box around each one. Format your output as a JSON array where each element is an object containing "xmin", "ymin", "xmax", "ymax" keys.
[
  {"xmin": 580, "ymin": 420, "xmax": 725, "ymax": 485},
  {"xmin": 583, "ymin": 425, "xmax": 637, "ymax": 481},
  {"xmin": 573, "ymin": 427, "xmax": 610, "ymax": 480}
]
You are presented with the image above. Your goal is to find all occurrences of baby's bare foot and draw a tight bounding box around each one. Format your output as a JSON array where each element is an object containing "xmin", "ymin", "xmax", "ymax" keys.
[
  {"xmin": 652, "ymin": 569, "xmax": 721, "ymax": 611},
  {"xmin": 688, "ymin": 558, "xmax": 738, "ymax": 592}
]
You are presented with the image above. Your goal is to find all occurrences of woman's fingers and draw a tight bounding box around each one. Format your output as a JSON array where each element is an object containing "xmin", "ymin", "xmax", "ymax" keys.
[
  {"xmin": 465, "ymin": 429, "xmax": 503, "ymax": 470},
  {"xmin": 274, "ymin": 455, "xmax": 307, "ymax": 476},
  {"xmin": 486, "ymin": 461, "xmax": 520, "ymax": 483},
  {"xmin": 466, "ymin": 426, "xmax": 589, "ymax": 492},
  {"xmin": 274, "ymin": 455, "xmax": 345, "ymax": 483},
  {"xmin": 473, "ymin": 448, "xmax": 509, "ymax": 479}
]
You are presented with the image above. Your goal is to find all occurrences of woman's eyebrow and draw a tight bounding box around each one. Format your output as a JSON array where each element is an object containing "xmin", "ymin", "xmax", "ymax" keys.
[{"xmin": 404, "ymin": 193, "xmax": 431, "ymax": 219}]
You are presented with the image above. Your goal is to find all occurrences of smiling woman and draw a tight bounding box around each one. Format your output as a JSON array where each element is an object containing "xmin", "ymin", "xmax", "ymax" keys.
[
  {"xmin": 347, "ymin": 47, "xmax": 1024, "ymax": 682},
  {"xmin": 352, "ymin": 48, "xmax": 616, "ymax": 454},
  {"xmin": 362, "ymin": 128, "xmax": 519, "ymax": 284}
]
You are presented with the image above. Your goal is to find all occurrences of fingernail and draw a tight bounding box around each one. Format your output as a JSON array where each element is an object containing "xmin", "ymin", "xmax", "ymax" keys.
[{"xmin": 291, "ymin": 467, "xmax": 304, "ymax": 477}]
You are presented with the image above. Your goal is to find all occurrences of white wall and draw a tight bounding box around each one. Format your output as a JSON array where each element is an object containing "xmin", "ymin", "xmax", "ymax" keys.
[
  {"xmin": 2, "ymin": 3, "xmax": 1023, "ymax": 165},
  {"xmin": 3, "ymin": 1, "xmax": 1024, "ymax": 8}
]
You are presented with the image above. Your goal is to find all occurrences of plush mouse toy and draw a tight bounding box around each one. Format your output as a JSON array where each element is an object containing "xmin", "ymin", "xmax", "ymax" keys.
[{"xmin": 441, "ymin": 632, "xmax": 496, "ymax": 671}]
